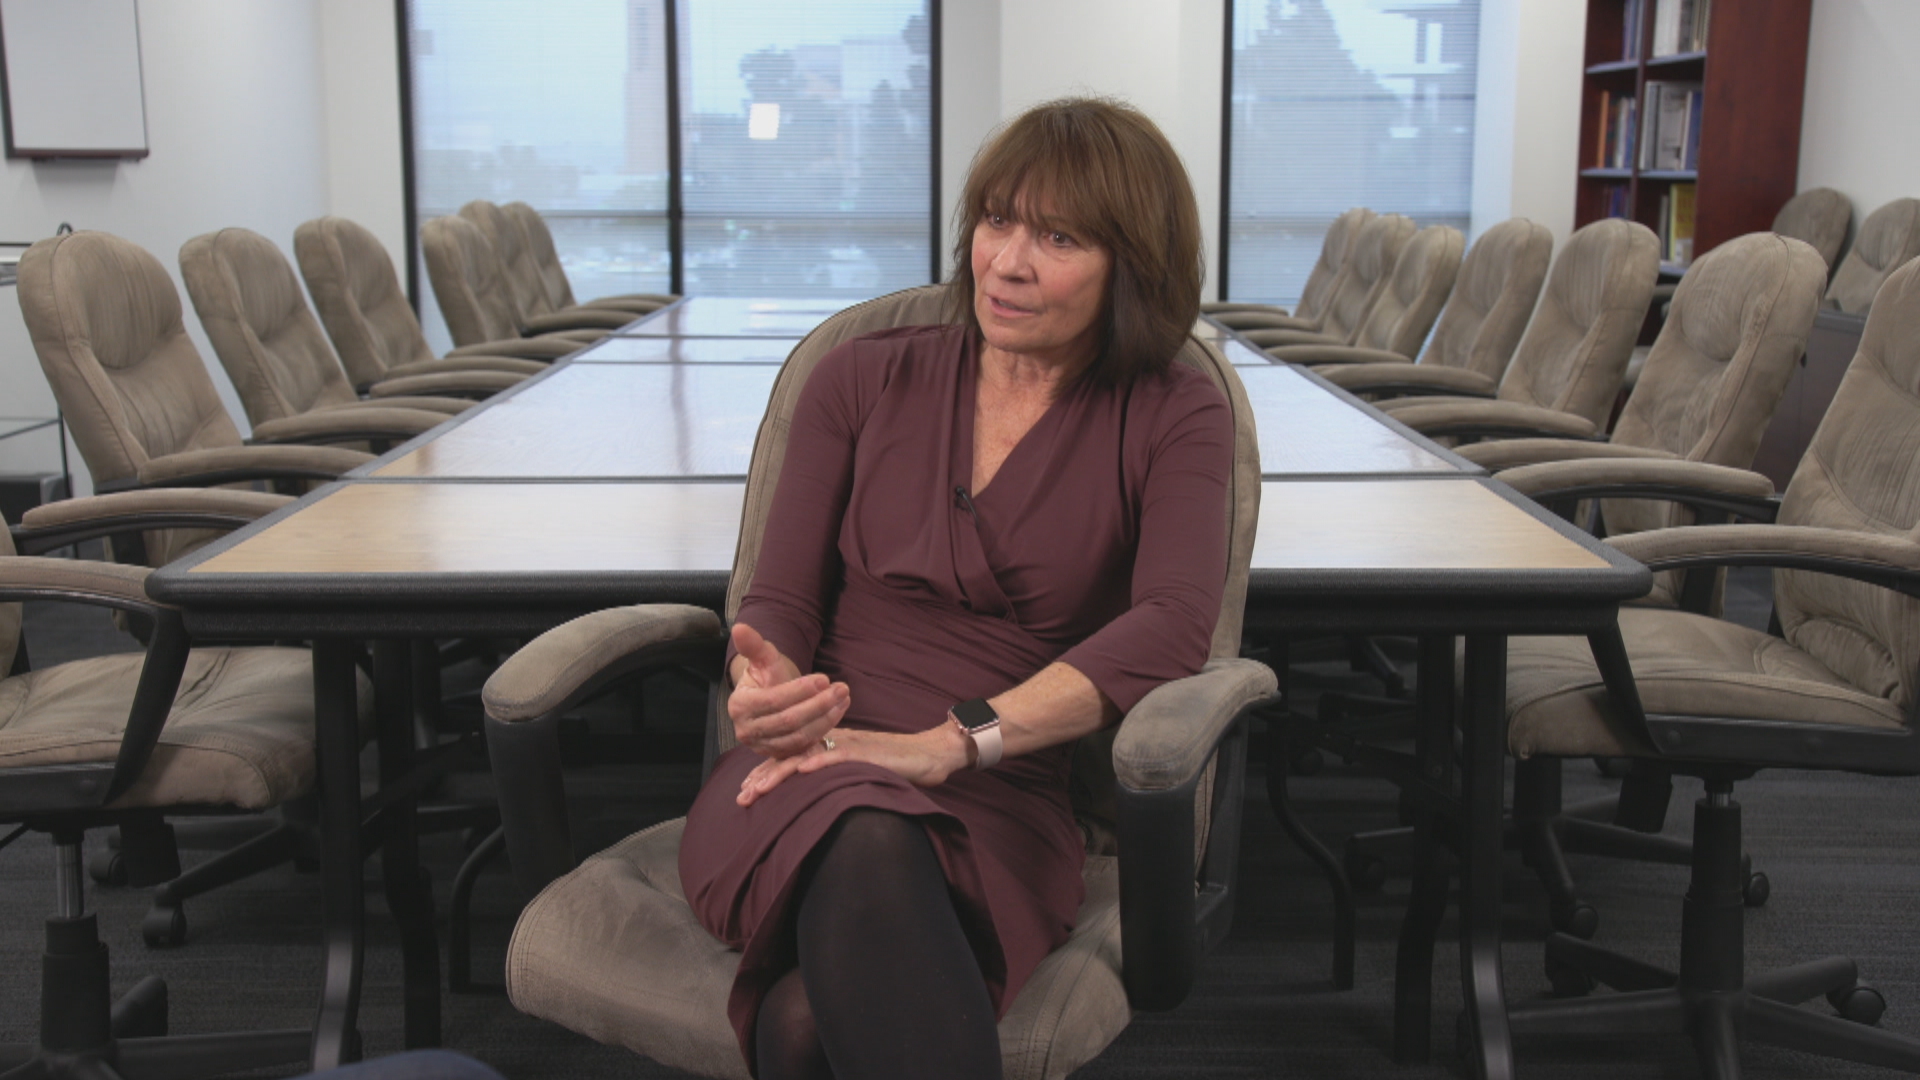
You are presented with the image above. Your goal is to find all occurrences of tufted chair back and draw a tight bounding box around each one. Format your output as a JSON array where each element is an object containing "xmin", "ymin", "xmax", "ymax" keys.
[
  {"xmin": 1825, "ymin": 198, "xmax": 1920, "ymax": 316},
  {"xmin": 1776, "ymin": 256, "xmax": 1920, "ymax": 712},
  {"xmin": 1605, "ymin": 232, "xmax": 1828, "ymax": 603},
  {"xmin": 1349, "ymin": 224, "xmax": 1463, "ymax": 358},
  {"xmin": 179, "ymin": 228, "xmax": 361, "ymax": 427},
  {"xmin": 1314, "ymin": 213, "xmax": 1416, "ymax": 345},
  {"xmin": 1415, "ymin": 218, "xmax": 1554, "ymax": 384},
  {"xmin": 421, "ymin": 214, "xmax": 525, "ymax": 347},
  {"xmin": 1772, "ymin": 187, "xmax": 1853, "ymax": 275},
  {"xmin": 459, "ymin": 199, "xmax": 551, "ymax": 321},
  {"xmin": 0, "ymin": 524, "xmax": 17, "ymax": 677},
  {"xmin": 294, "ymin": 216, "xmax": 438, "ymax": 389},
  {"xmin": 1295, "ymin": 206, "xmax": 1376, "ymax": 325},
  {"xmin": 1495, "ymin": 218, "xmax": 1659, "ymax": 428},
  {"xmin": 502, "ymin": 201, "xmax": 580, "ymax": 312}
]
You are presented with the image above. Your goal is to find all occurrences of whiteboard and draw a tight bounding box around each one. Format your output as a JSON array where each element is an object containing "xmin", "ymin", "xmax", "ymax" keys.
[{"xmin": 0, "ymin": 0, "xmax": 148, "ymax": 159}]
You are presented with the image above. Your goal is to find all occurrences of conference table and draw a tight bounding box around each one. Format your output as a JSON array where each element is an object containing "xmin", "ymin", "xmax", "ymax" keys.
[{"xmin": 147, "ymin": 297, "xmax": 1647, "ymax": 1080}]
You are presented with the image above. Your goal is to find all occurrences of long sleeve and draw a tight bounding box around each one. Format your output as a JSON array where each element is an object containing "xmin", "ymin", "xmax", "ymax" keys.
[{"xmin": 1056, "ymin": 373, "xmax": 1234, "ymax": 713}]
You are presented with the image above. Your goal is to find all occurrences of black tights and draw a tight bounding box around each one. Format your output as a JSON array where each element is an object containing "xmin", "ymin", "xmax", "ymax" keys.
[{"xmin": 754, "ymin": 809, "xmax": 1002, "ymax": 1080}]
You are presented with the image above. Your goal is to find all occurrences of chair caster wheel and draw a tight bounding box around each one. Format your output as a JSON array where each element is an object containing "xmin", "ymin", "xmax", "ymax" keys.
[
  {"xmin": 143, "ymin": 904, "xmax": 187, "ymax": 947},
  {"xmin": 1743, "ymin": 871, "xmax": 1770, "ymax": 907},
  {"xmin": 1829, "ymin": 984, "xmax": 1886, "ymax": 1026},
  {"xmin": 1290, "ymin": 749, "xmax": 1324, "ymax": 776},
  {"xmin": 89, "ymin": 848, "xmax": 129, "ymax": 887},
  {"xmin": 1551, "ymin": 902, "xmax": 1599, "ymax": 940},
  {"xmin": 1546, "ymin": 957, "xmax": 1595, "ymax": 998},
  {"xmin": 1343, "ymin": 846, "xmax": 1386, "ymax": 892}
]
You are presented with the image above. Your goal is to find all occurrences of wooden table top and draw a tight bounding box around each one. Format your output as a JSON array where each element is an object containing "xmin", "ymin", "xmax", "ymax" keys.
[
  {"xmin": 569, "ymin": 336, "xmax": 804, "ymax": 364},
  {"xmin": 371, "ymin": 364, "xmax": 777, "ymax": 480},
  {"xmin": 1235, "ymin": 364, "xmax": 1462, "ymax": 476},
  {"xmin": 1251, "ymin": 479, "xmax": 1609, "ymax": 571},
  {"xmin": 618, "ymin": 297, "xmax": 843, "ymax": 338}
]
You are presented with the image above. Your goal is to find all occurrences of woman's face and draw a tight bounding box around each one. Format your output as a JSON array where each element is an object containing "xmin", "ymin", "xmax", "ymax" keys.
[{"xmin": 970, "ymin": 201, "xmax": 1112, "ymax": 369}]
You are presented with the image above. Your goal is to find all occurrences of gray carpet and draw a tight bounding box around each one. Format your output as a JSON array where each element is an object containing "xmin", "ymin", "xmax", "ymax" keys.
[{"xmin": 3, "ymin": 569, "xmax": 1917, "ymax": 1078}]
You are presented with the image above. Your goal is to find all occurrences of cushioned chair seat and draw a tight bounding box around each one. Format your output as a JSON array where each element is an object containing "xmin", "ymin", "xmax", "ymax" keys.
[
  {"xmin": 0, "ymin": 646, "xmax": 361, "ymax": 810},
  {"xmin": 508, "ymin": 818, "xmax": 1128, "ymax": 1080},
  {"xmin": 1507, "ymin": 607, "xmax": 1906, "ymax": 761}
]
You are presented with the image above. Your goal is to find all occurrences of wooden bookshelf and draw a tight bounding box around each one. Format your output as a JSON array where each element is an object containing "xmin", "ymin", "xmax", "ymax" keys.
[{"xmin": 1574, "ymin": 0, "xmax": 1811, "ymax": 266}]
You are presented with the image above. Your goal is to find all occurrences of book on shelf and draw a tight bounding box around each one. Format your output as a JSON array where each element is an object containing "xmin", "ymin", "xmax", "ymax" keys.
[
  {"xmin": 1621, "ymin": 0, "xmax": 1644, "ymax": 60},
  {"xmin": 1640, "ymin": 81, "xmax": 1701, "ymax": 171},
  {"xmin": 1595, "ymin": 92, "xmax": 1637, "ymax": 169},
  {"xmin": 1605, "ymin": 184, "xmax": 1630, "ymax": 220},
  {"xmin": 1651, "ymin": 0, "xmax": 1712, "ymax": 57},
  {"xmin": 1667, "ymin": 182, "xmax": 1696, "ymax": 266}
]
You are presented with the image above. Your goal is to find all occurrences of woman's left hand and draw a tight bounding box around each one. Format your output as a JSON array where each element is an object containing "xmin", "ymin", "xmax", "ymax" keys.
[{"xmin": 736, "ymin": 723, "xmax": 971, "ymax": 807}]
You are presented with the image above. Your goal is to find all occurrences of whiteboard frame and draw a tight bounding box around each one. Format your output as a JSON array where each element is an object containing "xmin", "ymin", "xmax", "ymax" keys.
[{"xmin": 0, "ymin": 0, "xmax": 149, "ymax": 160}]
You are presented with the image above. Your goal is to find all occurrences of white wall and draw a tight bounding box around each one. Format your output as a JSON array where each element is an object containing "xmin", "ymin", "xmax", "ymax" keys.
[
  {"xmin": 1797, "ymin": 0, "xmax": 1920, "ymax": 232},
  {"xmin": 1471, "ymin": 0, "xmax": 1584, "ymax": 246},
  {"xmin": 319, "ymin": 0, "xmax": 407, "ymax": 281},
  {"xmin": 0, "ymin": 0, "xmax": 335, "ymax": 494}
]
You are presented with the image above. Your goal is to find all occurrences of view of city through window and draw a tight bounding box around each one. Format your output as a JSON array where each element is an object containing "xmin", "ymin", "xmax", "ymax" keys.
[
  {"xmin": 1226, "ymin": 0, "xmax": 1478, "ymax": 306},
  {"xmin": 408, "ymin": 0, "xmax": 932, "ymax": 344}
]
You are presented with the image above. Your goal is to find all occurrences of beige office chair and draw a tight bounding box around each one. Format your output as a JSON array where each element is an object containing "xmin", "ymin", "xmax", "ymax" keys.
[
  {"xmin": 1773, "ymin": 187, "xmax": 1853, "ymax": 274},
  {"xmin": 179, "ymin": 227, "xmax": 463, "ymax": 444},
  {"xmin": 501, "ymin": 201, "xmax": 678, "ymax": 316},
  {"xmin": 1497, "ymin": 253, "xmax": 1920, "ymax": 1078},
  {"xmin": 294, "ymin": 215, "xmax": 560, "ymax": 395},
  {"xmin": 455, "ymin": 200, "xmax": 638, "ymax": 337},
  {"xmin": 423, "ymin": 214, "xmax": 621, "ymax": 349},
  {"xmin": 482, "ymin": 285, "xmax": 1276, "ymax": 1080},
  {"xmin": 1259, "ymin": 223, "xmax": 1464, "ymax": 362},
  {"xmin": 1203, "ymin": 206, "xmax": 1376, "ymax": 329},
  {"xmin": 1300, "ymin": 218, "xmax": 1553, "ymax": 400},
  {"xmin": 1238, "ymin": 214, "xmax": 1417, "ymax": 350},
  {"xmin": 0, "ymin": 509, "xmax": 371, "ymax": 1079},
  {"xmin": 1377, "ymin": 217, "xmax": 1660, "ymax": 442},
  {"xmin": 1824, "ymin": 197, "xmax": 1920, "ymax": 316},
  {"xmin": 18, "ymin": 231, "xmax": 372, "ymax": 566}
]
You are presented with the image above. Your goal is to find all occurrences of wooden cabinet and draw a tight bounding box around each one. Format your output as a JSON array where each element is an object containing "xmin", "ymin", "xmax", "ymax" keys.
[{"xmin": 1574, "ymin": 0, "xmax": 1812, "ymax": 272}]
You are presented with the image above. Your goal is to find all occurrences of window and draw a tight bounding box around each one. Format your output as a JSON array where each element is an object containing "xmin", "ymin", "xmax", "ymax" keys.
[
  {"xmin": 1223, "ymin": 0, "xmax": 1479, "ymax": 305},
  {"xmin": 405, "ymin": 0, "xmax": 935, "ymax": 342}
]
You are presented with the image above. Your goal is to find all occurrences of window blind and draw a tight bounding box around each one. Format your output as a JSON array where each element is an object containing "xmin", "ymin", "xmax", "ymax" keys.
[{"xmin": 1225, "ymin": 0, "xmax": 1479, "ymax": 306}]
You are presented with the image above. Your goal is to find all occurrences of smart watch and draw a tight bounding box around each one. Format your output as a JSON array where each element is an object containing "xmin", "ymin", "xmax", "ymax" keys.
[{"xmin": 948, "ymin": 697, "xmax": 1003, "ymax": 770}]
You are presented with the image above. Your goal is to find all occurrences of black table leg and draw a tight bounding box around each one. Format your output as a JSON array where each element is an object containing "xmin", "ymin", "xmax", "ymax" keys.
[
  {"xmin": 1458, "ymin": 633, "xmax": 1513, "ymax": 1080},
  {"xmin": 1394, "ymin": 633, "xmax": 1455, "ymax": 1064},
  {"xmin": 312, "ymin": 639, "xmax": 364, "ymax": 1070},
  {"xmin": 373, "ymin": 640, "xmax": 442, "ymax": 1049}
]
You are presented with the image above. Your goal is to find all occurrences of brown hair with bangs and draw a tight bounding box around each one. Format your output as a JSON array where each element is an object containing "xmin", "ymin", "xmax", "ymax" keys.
[{"xmin": 946, "ymin": 97, "xmax": 1203, "ymax": 387}]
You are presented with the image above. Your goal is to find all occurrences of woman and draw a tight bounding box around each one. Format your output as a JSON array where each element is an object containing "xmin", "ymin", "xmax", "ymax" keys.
[{"xmin": 679, "ymin": 97, "xmax": 1233, "ymax": 1080}]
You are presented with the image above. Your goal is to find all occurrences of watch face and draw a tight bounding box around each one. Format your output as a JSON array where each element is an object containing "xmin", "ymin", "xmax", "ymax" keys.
[{"xmin": 951, "ymin": 697, "xmax": 998, "ymax": 730}]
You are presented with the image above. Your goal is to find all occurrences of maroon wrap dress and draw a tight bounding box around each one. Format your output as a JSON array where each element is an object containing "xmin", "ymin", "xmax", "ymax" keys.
[{"xmin": 678, "ymin": 324, "xmax": 1233, "ymax": 1067}]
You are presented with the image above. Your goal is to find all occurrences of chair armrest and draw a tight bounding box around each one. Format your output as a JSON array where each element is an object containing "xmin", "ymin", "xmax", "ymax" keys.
[
  {"xmin": 448, "ymin": 337, "xmax": 576, "ymax": 360},
  {"xmin": 368, "ymin": 371, "xmax": 524, "ymax": 400},
  {"xmin": 248, "ymin": 407, "xmax": 449, "ymax": 446},
  {"xmin": 382, "ymin": 355, "xmax": 546, "ymax": 379},
  {"xmin": 1501, "ymin": 458, "xmax": 1774, "ymax": 505},
  {"xmin": 1608, "ymin": 525, "xmax": 1920, "ymax": 596},
  {"xmin": 14, "ymin": 489, "xmax": 292, "ymax": 554},
  {"xmin": 1457, "ymin": 439, "xmax": 1681, "ymax": 470},
  {"xmin": 1321, "ymin": 364, "xmax": 1499, "ymax": 398},
  {"xmin": 131, "ymin": 445, "xmax": 373, "ymax": 489},
  {"xmin": 484, "ymin": 604, "xmax": 727, "ymax": 897},
  {"xmin": 585, "ymin": 292, "xmax": 679, "ymax": 308},
  {"xmin": 356, "ymin": 394, "xmax": 471, "ymax": 415},
  {"xmin": 1265, "ymin": 344, "xmax": 1410, "ymax": 367},
  {"xmin": 1112, "ymin": 658, "xmax": 1278, "ymax": 1010},
  {"xmin": 1214, "ymin": 311, "xmax": 1307, "ymax": 332},
  {"xmin": 1385, "ymin": 400, "xmax": 1599, "ymax": 441},
  {"xmin": 571, "ymin": 298, "xmax": 665, "ymax": 315},
  {"xmin": 0, "ymin": 555, "xmax": 156, "ymax": 610},
  {"xmin": 521, "ymin": 309, "xmax": 632, "ymax": 335},
  {"xmin": 1242, "ymin": 327, "xmax": 1341, "ymax": 349}
]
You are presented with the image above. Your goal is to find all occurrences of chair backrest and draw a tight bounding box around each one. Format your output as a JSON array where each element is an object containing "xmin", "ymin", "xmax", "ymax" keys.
[
  {"xmin": 716, "ymin": 285, "xmax": 1262, "ymax": 761},
  {"xmin": 1776, "ymin": 255, "xmax": 1920, "ymax": 712},
  {"xmin": 421, "ymin": 214, "xmax": 525, "ymax": 347},
  {"xmin": 1295, "ymin": 207, "xmax": 1376, "ymax": 324},
  {"xmin": 294, "ymin": 216, "xmax": 438, "ymax": 388},
  {"xmin": 502, "ymin": 201, "xmax": 578, "ymax": 313},
  {"xmin": 1415, "ymin": 217, "xmax": 1553, "ymax": 383},
  {"xmin": 1603, "ymin": 232, "xmax": 1827, "ymax": 603},
  {"xmin": 0, "ymin": 524, "xmax": 18, "ymax": 676},
  {"xmin": 1315, "ymin": 213, "xmax": 1416, "ymax": 345},
  {"xmin": 17, "ymin": 231, "xmax": 244, "ymax": 488},
  {"xmin": 1825, "ymin": 198, "xmax": 1920, "ymax": 316},
  {"xmin": 458, "ymin": 199, "xmax": 552, "ymax": 320},
  {"xmin": 180, "ymin": 227, "xmax": 361, "ymax": 427},
  {"xmin": 1495, "ymin": 217, "xmax": 1660, "ymax": 428},
  {"xmin": 1349, "ymin": 224, "xmax": 1463, "ymax": 357},
  {"xmin": 1772, "ymin": 187, "xmax": 1852, "ymax": 274}
]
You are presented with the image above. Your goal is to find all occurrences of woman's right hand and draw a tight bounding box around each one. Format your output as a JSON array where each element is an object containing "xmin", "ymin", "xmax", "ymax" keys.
[{"xmin": 727, "ymin": 622, "xmax": 850, "ymax": 759}]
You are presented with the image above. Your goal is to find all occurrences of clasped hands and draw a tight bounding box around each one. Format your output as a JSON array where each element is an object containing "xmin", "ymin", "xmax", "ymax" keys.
[{"xmin": 729, "ymin": 622, "xmax": 970, "ymax": 806}]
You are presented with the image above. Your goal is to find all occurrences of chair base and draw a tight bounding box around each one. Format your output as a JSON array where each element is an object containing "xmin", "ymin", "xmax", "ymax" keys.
[{"xmin": 1510, "ymin": 783, "xmax": 1920, "ymax": 1077}]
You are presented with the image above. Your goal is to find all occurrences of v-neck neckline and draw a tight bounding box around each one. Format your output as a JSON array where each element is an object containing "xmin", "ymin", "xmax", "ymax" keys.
[{"xmin": 960, "ymin": 337, "xmax": 1076, "ymax": 503}]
